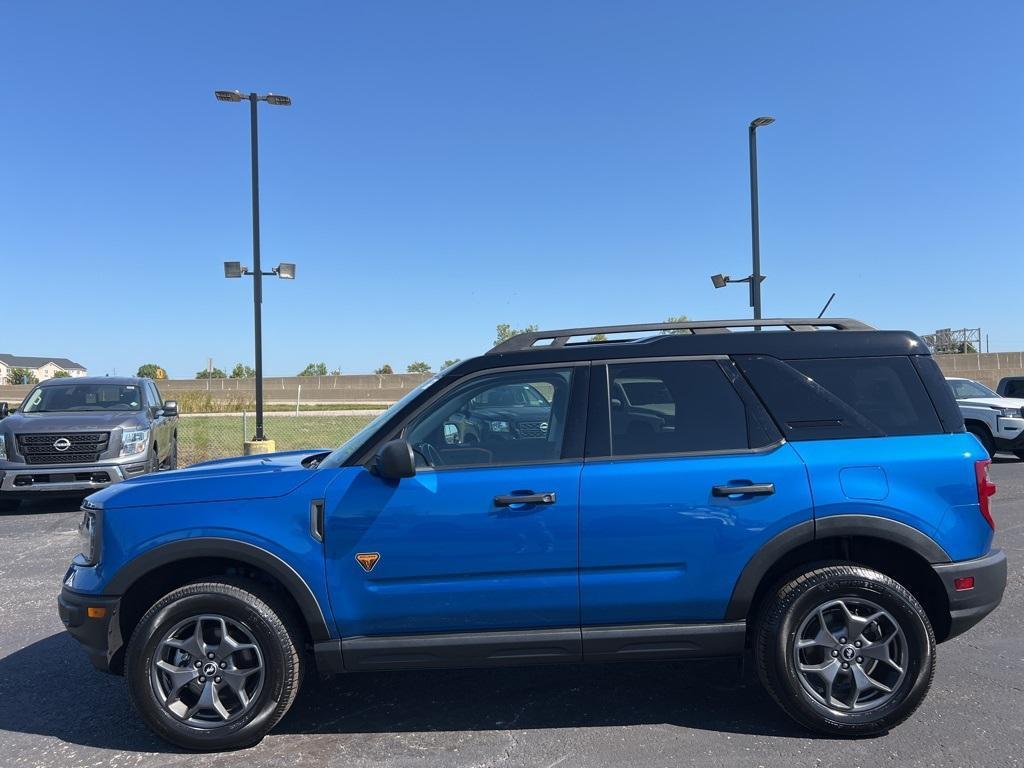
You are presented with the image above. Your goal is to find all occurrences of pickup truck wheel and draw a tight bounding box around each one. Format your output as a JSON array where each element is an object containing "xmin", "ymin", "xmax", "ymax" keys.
[
  {"xmin": 966, "ymin": 423, "xmax": 995, "ymax": 458},
  {"xmin": 125, "ymin": 580, "xmax": 303, "ymax": 751},
  {"xmin": 755, "ymin": 565, "xmax": 935, "ymax": 736}
]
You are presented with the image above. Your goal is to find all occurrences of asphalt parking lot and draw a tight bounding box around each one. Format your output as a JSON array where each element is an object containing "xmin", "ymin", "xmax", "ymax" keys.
[{"xmin": 1, "ymin": 463, "xmax": 1022, "ymax": 768}]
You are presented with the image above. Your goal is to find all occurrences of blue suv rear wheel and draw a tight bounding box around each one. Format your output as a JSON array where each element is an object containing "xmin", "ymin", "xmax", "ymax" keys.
[{"xmin": 756, "ymin": 565, "xmax": 936, "ymax": 735}]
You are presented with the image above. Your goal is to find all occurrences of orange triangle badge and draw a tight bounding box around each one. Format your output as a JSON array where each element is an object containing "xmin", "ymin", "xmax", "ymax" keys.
[{"xmin": 355, "ymin": 552, "xmax": 380, "ymax": 573}]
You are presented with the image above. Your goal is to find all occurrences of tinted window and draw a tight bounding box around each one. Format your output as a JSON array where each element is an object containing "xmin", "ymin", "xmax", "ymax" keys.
[
  {"xmin": 405, "ymin": 368, "xmax": 573, "ymax": 467},
  {"xmin": 606, "ymin": 360, "xmax": 767, "ymax": 456},
  {"xmin": 791, "ymin": 357, "xmax": 942, "ymax": 436},
  {"xmin": 1003, "ymin": 379, "xmax": 1024, "ymax": 398}
]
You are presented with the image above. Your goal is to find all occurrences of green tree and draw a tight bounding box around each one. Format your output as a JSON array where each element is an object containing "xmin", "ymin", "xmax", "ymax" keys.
[
  {"xmin": 663, "ymin": 314, "xmax": 690, "ymax": 334},
  {"xmin": 374, "ymin": 364, "xmax": 394, "ymax": 375},
  {"xmin": 442, "ymin": 358, "xmax": 461, "ymax": 369},
  {"xmin": 137, "ymin": 363, "xmax": 167, "ymax": 379},
  {"xmin": 407, "ymin": 361, "xmax": 432, "ymax": 374},
  {"xmin": 230, "ymin": 363, "xmax": 255, "ymax": 379},
  {"xmin": 329, "ymin": 368, "xmax": 341, "ymax": 376},
  {"xmin": 494, "ymin": 323, "xmax": 539, "ymax": 346},
  {"xmin": 588, "ymin": 333, "xmax": 608, "ymax": 342},
  {"xmin": 195, "ymin": 367, "xmax": 227, "ymax": 379},
  {"xmin": 298, "ymin": 362, "xmax": 328, "ymax": 377},
  {"xmin": 51, "ymin": 370, "xmax": 72, "ymax": 378},
  {"xmin": 8, "ymin": 368, "xmax": 38, "ymax": 385}
]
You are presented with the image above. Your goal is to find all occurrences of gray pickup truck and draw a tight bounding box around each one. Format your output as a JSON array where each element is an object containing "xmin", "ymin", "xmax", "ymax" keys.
[{"xmin": 0, "ymin": 376, "xmax": 177, "ymax": 511}]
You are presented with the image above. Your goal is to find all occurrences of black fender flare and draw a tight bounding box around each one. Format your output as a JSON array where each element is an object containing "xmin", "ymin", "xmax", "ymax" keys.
[
  {"xmin": 724, "ymin": 515, "xmax": 950, "ymax": 621},
  {"xmin": 106, "ymin": 537, "xmax": 332, "ymax": 642}
]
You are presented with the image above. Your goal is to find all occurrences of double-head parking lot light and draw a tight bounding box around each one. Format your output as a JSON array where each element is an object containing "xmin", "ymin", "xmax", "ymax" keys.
[{"xmin": 216, "ymin": 89, "xmax": 294, "ymax": 443}]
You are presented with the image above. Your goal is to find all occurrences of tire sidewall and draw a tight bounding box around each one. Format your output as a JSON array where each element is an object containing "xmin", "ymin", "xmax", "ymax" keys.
[
  {"xmin": 772, "ymin": 571, "xmax": 934, "ymax": 732},
  {"xmin": 126, "ymin": 589, "xmax": 291, "ymax": 750}
]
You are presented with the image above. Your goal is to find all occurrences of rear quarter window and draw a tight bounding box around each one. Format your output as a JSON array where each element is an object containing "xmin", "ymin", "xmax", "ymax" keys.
[{"xmin": 735, "ymin": 355, "xmax": 943, "ymax": 440}]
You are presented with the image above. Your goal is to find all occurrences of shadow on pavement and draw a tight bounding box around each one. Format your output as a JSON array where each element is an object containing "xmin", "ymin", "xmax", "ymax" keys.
[{"xmin": 0, "ymin": 631, "xmax": 811, "ymax": 752}]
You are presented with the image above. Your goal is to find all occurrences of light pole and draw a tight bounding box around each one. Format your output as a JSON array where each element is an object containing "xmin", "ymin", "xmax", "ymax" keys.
[
  {"xmin": 216, "ymin": 89, "xmax": 293, "ymax": 444},
  {"xmin": 748, "ymin": 116, "xmax": 774, "ymax": 320}
]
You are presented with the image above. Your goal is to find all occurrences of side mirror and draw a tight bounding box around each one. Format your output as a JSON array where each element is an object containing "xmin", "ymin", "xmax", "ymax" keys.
[
  {"xmin": 162, "ymin": 400, "xmax": 178, "ymax": 417},
  {"xmin": 374, "ymin": 439, "xmax": 416, "ymax": 479},
  {"xmin": 0, "ymin": 402, "xmax": 7, "ymax": 419}
]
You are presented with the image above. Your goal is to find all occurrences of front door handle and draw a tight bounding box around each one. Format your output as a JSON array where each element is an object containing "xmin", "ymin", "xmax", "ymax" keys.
[
  {"xmin": 494, "ymin": 492, "xmax": 557, "ymax": 507},
  {"xmin": 712, "ymin": 483, "xmax": 775, "ymax": 497}
]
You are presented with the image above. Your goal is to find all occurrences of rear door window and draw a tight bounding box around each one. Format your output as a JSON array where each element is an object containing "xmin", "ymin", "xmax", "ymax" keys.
[{"xmin": 604, "ymin": 360, "xmax": 774, "ymax": 457}]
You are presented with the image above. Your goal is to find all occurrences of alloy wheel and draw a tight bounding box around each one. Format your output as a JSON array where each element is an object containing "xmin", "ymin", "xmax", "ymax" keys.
[
  {"xmin": 150, "ymin": 614, "xmax": 265, "ymax": 728},
  {"xmin": 792, "ymin": 597, "xmax": 908, "ymax": 713}
]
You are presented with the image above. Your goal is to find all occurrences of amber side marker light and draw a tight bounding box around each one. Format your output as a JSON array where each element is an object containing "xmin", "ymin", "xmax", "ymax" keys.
[{"xmin": 87, "ymin": 607, "xmax": 107, "ymax": 619}]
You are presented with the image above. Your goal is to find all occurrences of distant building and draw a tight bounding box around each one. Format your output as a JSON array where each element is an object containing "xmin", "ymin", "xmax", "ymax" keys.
[{"xmin": 0, "ymin": 354, "xmax": 87, "ymax": 384}]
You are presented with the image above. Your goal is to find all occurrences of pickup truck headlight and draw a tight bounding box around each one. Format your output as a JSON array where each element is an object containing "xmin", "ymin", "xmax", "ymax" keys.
[
  {"xmin": 488, "ymin": 420, "xmax": 510, "ymax": 433},
  {"xmin": 78, "ymin": 508, "xmax": 99, "ymax": 565},
  {"xmin": 0, "ymin": 434, "xmax": 6, "ymax": 460},
  {"xmin": 120, "ymin": 428, "xmax": 150, "ymax": 457},
  {"xmin": 994, "ymin": 407, "xmax": 1022, "ymax": 418}
]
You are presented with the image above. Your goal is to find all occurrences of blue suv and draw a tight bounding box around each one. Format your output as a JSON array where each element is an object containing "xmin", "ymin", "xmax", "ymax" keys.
[{"xmin": 59, "ymin": 319, "xmax": 1007, "ymax": 749}]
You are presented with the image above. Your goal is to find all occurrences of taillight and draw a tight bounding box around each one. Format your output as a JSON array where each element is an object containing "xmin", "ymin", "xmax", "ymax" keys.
[{"xmin": 974, "ymin": 459, "xmax": 997, "ymax": 530}]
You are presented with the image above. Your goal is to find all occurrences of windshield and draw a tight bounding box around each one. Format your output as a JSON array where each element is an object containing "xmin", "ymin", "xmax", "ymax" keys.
[
  {"xmin": 948, "ymin": 379, "xmax": 999, "ymax": 400},
  {"xmin": 318, "ymin": 374, "xmax": 442, "ymax": 468},
  {"xmin": 21, "ymin": 383, "xmax": 144, "ymax": 413}
]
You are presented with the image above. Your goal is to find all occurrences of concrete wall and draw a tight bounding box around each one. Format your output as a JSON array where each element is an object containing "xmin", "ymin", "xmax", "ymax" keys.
[
  {"xmin": 0, "ymin": 373, "xmax": 433, "ymax": 407},
  {"xmin": 932, "ymin": 353, "xmax": 1024, "ymax": 391}
]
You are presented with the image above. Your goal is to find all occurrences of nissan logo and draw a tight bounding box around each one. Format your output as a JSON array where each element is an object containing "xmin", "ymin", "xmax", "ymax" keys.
[{"xmin": 53, "ymin": 437, "xmax": 72, "ymax": 452}]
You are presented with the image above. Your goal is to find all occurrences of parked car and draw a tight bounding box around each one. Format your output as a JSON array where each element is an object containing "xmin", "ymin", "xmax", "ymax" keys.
[
  {"xmin": 0, "ymin": 376, "xmax": 177, "ymax": 511},
  {"xmin": 59, "ymin": 319, "xmax": 1006, "ymax": 750},
  {"xmin": 996, "ymin": 375, "xmax": 1024, "ymax": 398},
  {"xmin": 945, "ymin": 376, "xmax": 1024, "ymax": 459}
]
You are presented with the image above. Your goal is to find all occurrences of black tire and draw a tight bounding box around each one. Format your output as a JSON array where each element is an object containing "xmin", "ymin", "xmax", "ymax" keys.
[
  {"xmin": 966, "ymin": 423, "xmax": 995, "ymax": 458},
  {"xmin": 0, "ymin": 496, "xmax": 21, "ymax": 513},
  {"xmin": 755, "ymin": 565, "xmax": 935, "ymax": 736},
  {"xmin": 164, "ymin": 438, "xmax": 178, "ymax": 470},
  {"xmin": 125, "ymin": 579, "xmax": 303, "ymax": 751}
]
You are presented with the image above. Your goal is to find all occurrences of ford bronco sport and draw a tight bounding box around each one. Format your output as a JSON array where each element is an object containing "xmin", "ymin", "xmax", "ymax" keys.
[
  {"xmin": 59, "ymin": 319, "xmax": 1006, "ymax": 750},
  {"xmin": 0, "ymin": 376, "xmax": 178, "ymax": 511}
]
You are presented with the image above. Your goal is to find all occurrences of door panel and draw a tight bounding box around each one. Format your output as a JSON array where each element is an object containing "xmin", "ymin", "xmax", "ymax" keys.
[
  {"xmin": 324, "ymin": 462, "xmax": 582, "ymax": 637},
  {"xmin": 580, "ymin": 443, "xmax": 813, "ymax": 624}
]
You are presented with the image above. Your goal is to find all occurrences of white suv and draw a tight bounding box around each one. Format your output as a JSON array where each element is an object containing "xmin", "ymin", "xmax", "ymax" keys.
[{"xmin": 946, "ymin": 376, "xmax": 1024, "ymax": 459}]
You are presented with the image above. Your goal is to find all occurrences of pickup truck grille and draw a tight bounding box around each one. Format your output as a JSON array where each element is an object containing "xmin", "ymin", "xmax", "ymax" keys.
[
  {"xmin": 16, "ymin": 432, "xmax": 110, "ymax": 465},
  {"xmin": 516, "ymin": 421, "xmax": 549, "ymax": 439}
]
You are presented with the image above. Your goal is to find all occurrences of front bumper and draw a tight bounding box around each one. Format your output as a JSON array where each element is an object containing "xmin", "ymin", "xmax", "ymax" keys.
[
  {"xmin": 0, "ymin": 461, "xmax": 143, "ymax": 495},
  {"xmin": 58, "ymin": 586, "xmax": 123, "ymax": 673},
  {"xmin": 993, "ymin": 416, "xmax": 1024, "ymax": 450},
  {"xmin": 932, "ymin": 548, "xmax": 1007, "ymax": 640}
]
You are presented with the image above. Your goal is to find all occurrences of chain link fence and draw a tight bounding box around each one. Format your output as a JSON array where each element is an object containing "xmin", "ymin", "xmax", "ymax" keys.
[{"xmin": 177, "ymin": 409, "xmax": 383, "ymax": 466}]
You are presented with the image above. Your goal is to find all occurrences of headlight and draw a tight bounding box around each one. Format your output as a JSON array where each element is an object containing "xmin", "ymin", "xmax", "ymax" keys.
[
  {"xmin": 994, "ymin": 407, "xmax": 1022, "ymax": 418},
  {"xmin": 0, "ymin": 434, "xmax": 6, "ymax": 460},
  {"xmin": 488, "ymin": 420, "xmax": 510, "ymax": 433},
  {"xmin": 120, "ymin": 428, "xmax": 150, "ymax": 456},
  {"xmin": 78, "ymin": 508, "xmax": 99, "ymax": 565}
]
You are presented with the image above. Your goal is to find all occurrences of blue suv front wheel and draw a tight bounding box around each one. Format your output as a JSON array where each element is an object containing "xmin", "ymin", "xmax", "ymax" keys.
[
  {"xmin": 124, "ymin": 579, "xmax": 304, "ymax": 751},
  {"xmin": 756, "ymin": 565, "xmax": 936, "ymax": 735}
]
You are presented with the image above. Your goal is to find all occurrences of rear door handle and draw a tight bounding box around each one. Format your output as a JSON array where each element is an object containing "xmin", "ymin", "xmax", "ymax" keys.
[
  {"xmin": 494, "ymin": 492, "xmax": 557, "ymax": 507},
  {"xmin": 712, "ymin": 483, "xmax": 775, "ymax": 497}
]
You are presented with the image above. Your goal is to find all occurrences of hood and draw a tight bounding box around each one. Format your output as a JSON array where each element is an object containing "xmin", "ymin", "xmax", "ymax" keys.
[
  {"xmin": 1, "ymin": 410, "xmax": 148, "ymax": 432},
  {"xmin": 956, "ymin": 397, "xmax": 1024, "ymax": 410},
  {"xmin": 87, "ymin": 449, "xmax": 327, "ymax": 509}
]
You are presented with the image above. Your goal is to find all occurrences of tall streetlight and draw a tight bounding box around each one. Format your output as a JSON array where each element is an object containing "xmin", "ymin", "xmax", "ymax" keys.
[
  {"xmin": 709, "ymin": 116, "xmax": 774, "ymax": 321},
  {"xmin": 748, "ymin": 116, "xmax": 774, "ymax": 320},
  {"xmin": 215, "ymin": 90, "xmax": 293, "ymax": 447}
]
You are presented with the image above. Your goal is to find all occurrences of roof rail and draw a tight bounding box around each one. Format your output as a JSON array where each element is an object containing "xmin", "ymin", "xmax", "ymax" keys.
[{"xmin": 488, "ymin": 318, "xmax": 875, "ymax": 354}]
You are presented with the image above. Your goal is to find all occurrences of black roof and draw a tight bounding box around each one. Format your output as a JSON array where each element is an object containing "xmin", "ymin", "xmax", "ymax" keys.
[
  {"xmin": 456, "ymin": 318, "xmax": 928, "ymax": 374},
  {"xmin": 37, "ymin": 375, "xmax": 147, "ymax": 387}
]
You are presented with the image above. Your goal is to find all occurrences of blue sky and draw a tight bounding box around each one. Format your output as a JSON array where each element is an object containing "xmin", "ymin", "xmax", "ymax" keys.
[{"xmin": 2, "ymin": 2, "xmax": 1021, "ymax": 377}]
